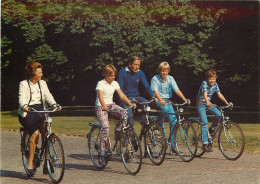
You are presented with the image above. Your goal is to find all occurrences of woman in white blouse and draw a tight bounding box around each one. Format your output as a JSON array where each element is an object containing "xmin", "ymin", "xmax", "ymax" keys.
[{"xmin": 18, "ymin": 61, "xmax": 61, "ymax": 174}]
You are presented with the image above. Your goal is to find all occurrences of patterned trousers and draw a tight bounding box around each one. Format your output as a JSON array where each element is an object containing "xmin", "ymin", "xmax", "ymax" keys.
[{"xmin": 95, "ymin": 103, "xmax": 127, "ymax": 155}]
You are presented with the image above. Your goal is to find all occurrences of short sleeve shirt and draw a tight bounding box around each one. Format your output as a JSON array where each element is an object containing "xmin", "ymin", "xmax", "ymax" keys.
[
  {"xmin": 95, "ymin": 79, "xmax": 120, "ymax": 106},
  {"xmin": 151, "ymin": 74, "xmax": 179, "ymax": 99},
  {"xmin": 196, "ymin": 81, "xmax": 220, "ymax": 102}
]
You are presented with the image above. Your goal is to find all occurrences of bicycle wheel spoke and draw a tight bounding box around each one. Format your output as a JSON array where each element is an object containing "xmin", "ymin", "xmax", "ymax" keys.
[
  {"xmin": 191, "ymin": 121, "xmax": 205, "ymax": 157},
  {"xmin": 218, "ymin": 121, "xmax": 245, "ymax": 160},
  {"xmin": 46, "ymin": 134, "xmax": 65, "ymax": 184},
  {"xmin": 174, "ymin": 121, "xmax": 197, "ymax": 162},
  {"xmin": 146, "ymin": 122, "xmax": 166, "ymax": 165},
  {"xmin": 120, "ymin": 129, "xmax": 142, "ymax": 175},
  {"xmin": 88, "ymin": 126, "xmax": 105, "ymax": 169},
  {"xmin": 21, "ymin": 132, "xmax": 31, "ymax": 176}
]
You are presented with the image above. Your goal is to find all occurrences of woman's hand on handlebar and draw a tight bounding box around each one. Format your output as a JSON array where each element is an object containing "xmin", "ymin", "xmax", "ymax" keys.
[
  {"xmin": 23, "ymin": 105, "xmax": 30, "ymax": 112},
  {"xmin": 53, "ymin": 104, "xmax": 62, "ymax": 111}
]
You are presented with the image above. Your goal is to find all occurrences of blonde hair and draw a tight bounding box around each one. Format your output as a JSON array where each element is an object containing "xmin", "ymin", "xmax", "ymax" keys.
[
  {"xmin": 157, "ymin": 61, "xmax": 170, "ymax": 73},
  {"xmin": 102, "ymin": 64, "xmax": 117, "ymax": 77}
]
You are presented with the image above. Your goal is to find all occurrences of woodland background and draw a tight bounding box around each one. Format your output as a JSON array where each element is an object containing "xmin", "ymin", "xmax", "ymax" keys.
[{"xmin": 1, "ymin": 0, "xmax": 259, "ymax": 110}]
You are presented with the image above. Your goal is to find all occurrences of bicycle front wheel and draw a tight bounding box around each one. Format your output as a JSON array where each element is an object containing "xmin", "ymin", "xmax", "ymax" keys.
[
  {"xmin": 190, "ymin": 121, "xmax": 205, "ymax": 157},
  {"xmin": 88, "ymin": 126, "xmax": 107, "ymax": 169},
  {"xmin": 21, "ymin": 131, "xmax": 31, "ymax": 176},
  {"xmin": 174, "ymin": 121, "xmax": 197, "ymax": 162},
  {"xmin": 218, "ymin": 121, "xmax": 245, "ymax": 160},
  {"xmin": 45, "ymin": 134, "xmax": 65, "ymax": 184},
  {"xmin": 120, "ymin": 129, "xmax": 142, "ymax": 175},
  {"xmin": 145, "ymin": 122, "xmax": 166, "ymax": 165}
]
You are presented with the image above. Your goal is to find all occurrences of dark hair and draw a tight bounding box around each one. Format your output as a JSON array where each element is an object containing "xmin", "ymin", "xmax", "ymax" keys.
[
  {"xmin": 25, "ymin": 61, "xmax": 42, "ymax": 78},
  {"xmin": 128, "ymin": 56, "xmax": 141, "ymax": 65},
  {"xmin": 102, "ymin": 64, "xmax": 117, "ymax": 77},
  {"xmin": 206, "ymin": 69, "xmax": 217, "ymax": 79}
]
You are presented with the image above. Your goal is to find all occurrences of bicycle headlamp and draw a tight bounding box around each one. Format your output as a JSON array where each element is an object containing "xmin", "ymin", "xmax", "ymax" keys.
[
  {"xmin": 179, "ymin": 108, "xmax": 184, "ymax": 113},
  {"xmin": 146, "ymin": 106, "xmax": 151, "ymax": 111}
]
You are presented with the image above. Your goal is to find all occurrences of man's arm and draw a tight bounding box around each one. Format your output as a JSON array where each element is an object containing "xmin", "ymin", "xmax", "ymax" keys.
[{"xmin": 140, "ymin": 71, "xmax": 154, "ymax": 98}]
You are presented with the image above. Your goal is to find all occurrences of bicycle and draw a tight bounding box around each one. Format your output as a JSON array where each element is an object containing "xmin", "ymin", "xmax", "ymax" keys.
[
  {"xmin": 20, "ymin": 106, "xmax": 65, "ymax": 184},
  {"xmin": 88, "ymin": 105, "xmax": 142, "ymax": 175},
  {"xmin": 133, "ymin": 98, "xmax": 167, "ymax": 166},
  {"xmin": 188, "ymin": 103, "xmax": 245, "ymax": 160},
  {"xmin": 165, "ymin": 101, "xmax": 198, "ymax": 162}
]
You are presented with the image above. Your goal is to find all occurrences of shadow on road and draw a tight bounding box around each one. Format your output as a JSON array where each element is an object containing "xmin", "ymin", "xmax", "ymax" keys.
[
  {"xmin": 0, "ymin": 170, "xmax": 50, "ymax": 183},
  {"xmin": 67, "ymin": 153, "xmax": 89, "ymax": 160}
]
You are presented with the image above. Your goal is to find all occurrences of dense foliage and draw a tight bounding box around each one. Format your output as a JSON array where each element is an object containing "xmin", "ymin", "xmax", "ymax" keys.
[{"xmin": 1, "ymin": 0, "xmax": 259, "ymax": 109}]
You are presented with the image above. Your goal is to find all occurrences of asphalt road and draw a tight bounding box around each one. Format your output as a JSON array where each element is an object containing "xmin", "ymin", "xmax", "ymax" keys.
[{"xmin": 1, "ymin": 131, "xmax": 260, "ymax": 184}]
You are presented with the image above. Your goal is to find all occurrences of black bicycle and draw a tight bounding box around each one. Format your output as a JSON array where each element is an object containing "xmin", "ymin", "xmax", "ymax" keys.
[
  {"xmin": 188, "ymin": 103, "xmax": 245, "ymax": 160},
  {"xmin": 133, "ymin": 98, "xmax": 167, "ymax": 166},
  {"xmin": 20, "ymin": 107, "xmax": 65, "ymax": 184},
  {"xmin": 166, "ymin": 101, "xmax": 198, "ymax": 162},
  {"xmin": 88, "ymin": 105, "xmax": 142, "ymax": 175}
]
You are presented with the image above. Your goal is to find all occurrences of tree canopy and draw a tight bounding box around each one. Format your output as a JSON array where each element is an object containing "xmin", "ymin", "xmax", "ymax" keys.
[{"xmin": 1, "ymin": 0, "xmax": 259, "ymax": 109}]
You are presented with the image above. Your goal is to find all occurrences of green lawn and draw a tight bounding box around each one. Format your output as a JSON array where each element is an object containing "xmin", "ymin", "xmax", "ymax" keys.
[{"xmin": 1, "ymin": 111, "xmax": 259, "ymax": 154}]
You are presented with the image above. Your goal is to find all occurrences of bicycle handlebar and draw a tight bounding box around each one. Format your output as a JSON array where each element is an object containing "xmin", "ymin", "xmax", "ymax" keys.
[
  {"xmin": 29, "ymin": 106, "xmax": 61, "ymax": 113},
  {"xmin": 167, "ymin": 100, "xmax": 188, "ymax": 107},
  {"xmin": 132, "ymin": 98, "xmax": 156, "ymax": 105},
  {"xmin": 107, "ymin": 104, "xmax": 135, "ymax": 112},
  {"xmin": 212, "ymin": 102, "xmax": 233, "ymax": 110}
]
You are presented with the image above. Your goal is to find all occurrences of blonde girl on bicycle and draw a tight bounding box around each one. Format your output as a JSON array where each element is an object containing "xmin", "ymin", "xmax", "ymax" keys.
[{"xmin": 95, "ymin": 64, "xmax": 135, "ymax": 166}]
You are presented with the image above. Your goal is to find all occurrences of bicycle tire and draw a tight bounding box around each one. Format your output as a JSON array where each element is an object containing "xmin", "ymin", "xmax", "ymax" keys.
[
  {"xmin": 21, "ymin": 131, "xmax": 32, "ymax": 176},
  {"xmin": 174, "ymin": 121, "xmax": 197, "ymax": 162},
  {"xmin": 88, "ymin": 126, "xmax": 107, "ymax": 169},
  {"xmin": 218, "ymin": 121, "xmax": 245, "ymax": 160},
  {"xmin": 145, "ymin": 122, "xmax": 166, "ymax": 165},
  {"xmin": 120, "ymin": 128, "xmax": 142, "ymax": 175},
  {"xmin": 45, "ymin": 134, "xmax": 65, "ymax": 184},
  {"xmin": 190, "ymin": 121, "xmax": 205, "ymax": 157}
]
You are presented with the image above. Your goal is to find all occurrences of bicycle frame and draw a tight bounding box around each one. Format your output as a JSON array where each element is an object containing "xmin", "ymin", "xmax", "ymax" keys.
[
  {"xmin": 90, "ymin": 105, "xmax": 134, "ymax": 156},
  {"xmin": 165, "ymin": 101, "xmax": 187, "ymax": 144},
  {"xmin": 20, "ymin": 108, "xmax": 60, "ymax": 164},
  {"xmin": 206, "ymin": 104, "xmax": 232, "ymax": 142}
]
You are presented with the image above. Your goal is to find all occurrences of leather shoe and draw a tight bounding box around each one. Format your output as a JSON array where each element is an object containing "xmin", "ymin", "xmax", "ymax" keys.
[{"xmin": 28, "ymin": 168, "xmax": 36, "ymax": 176}]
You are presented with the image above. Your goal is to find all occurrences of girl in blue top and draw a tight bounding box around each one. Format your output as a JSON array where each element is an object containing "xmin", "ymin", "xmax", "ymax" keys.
[
  {"xmin": 196, "ymin": 69, "xmax": 231, "ymax": 152},
  {"xmin": 151, "ymin": 62, "xmax": 190, "ymax": 153}
]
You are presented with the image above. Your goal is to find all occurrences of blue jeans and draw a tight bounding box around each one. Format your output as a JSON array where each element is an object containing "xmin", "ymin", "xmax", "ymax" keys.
[
  {"xmin": 196, "ymin": 102, "xmax": 221, "ymax": 144},
  {"xmin": 157, "ymin": 100, "xmax": 177, "ymax": 149},
  {"xmin": 119, "ymin": 96, "xmax": 148, "ymax": 129}
]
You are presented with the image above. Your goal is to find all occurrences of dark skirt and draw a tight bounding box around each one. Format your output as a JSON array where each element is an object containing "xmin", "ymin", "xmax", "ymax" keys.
[{"xmin": 18, "ymin": 104, "xmax": 45, "ymax": 135}]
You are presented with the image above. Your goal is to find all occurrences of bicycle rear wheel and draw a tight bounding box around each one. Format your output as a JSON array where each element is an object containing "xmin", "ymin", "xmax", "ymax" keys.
[
  {"xmin": 120, "ymin": 129, "xmax": 142, "ymax": 175},
  {"xmin": 45, "ymin": 134, "xmax": 65, "ymax": 184},
  {"xmin": 21, "ymin": 131, "xmax": 32, "ymax": 176},
  {"xmin": 190, "ymin": 121, "xmax": 205, "ymax": 157},
  {"xmin": 88, "ymin": 126, "xmax": 107, "ymax": 168},
  {"xmin": 145, "ymin": 122, "xmax": 166, "ymax": 165},
  {"xmin": 174, "ymin": 121, "xmax": 197, "ymax": 162},
  {"xmin": 218, "ymin": 121, "xmax": 245, "ymax": 160}
]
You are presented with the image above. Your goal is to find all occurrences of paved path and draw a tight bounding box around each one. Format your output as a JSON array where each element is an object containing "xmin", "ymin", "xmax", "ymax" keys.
[{"xmin": 1, "ymin": 131, "xmax": 260, "ymax": 184}]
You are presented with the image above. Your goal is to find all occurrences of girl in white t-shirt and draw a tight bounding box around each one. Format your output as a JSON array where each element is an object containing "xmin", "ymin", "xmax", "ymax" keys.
[{"xmin": 95, "ymin": 64, "xmax": 134, "ymax": 166}]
